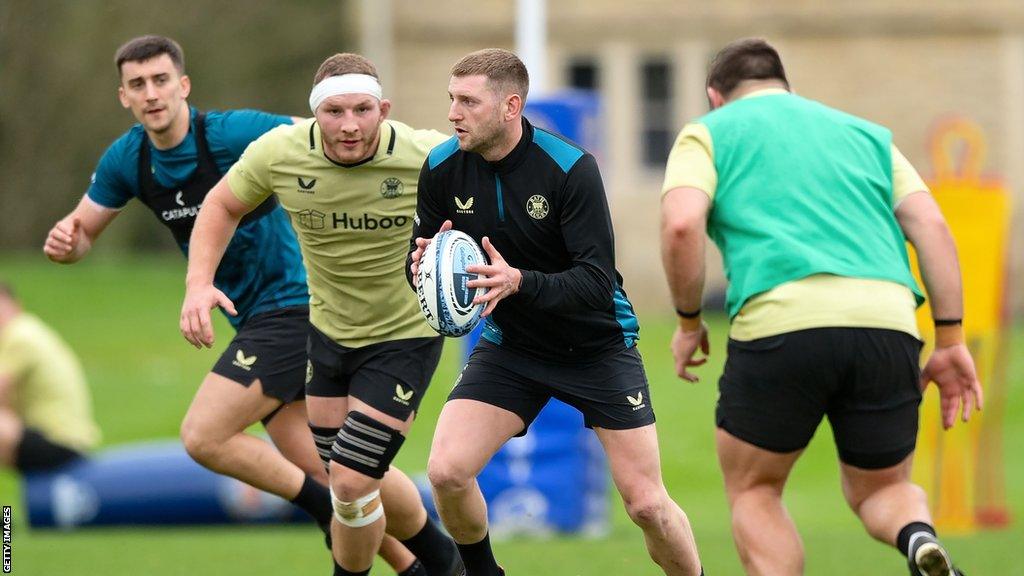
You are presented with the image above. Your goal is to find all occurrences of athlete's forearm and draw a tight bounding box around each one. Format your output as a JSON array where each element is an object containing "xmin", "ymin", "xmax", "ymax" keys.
[
  {"xmin": 661, "ymin": 220, "xmax": 705, "ymax": 329},
  {"xmin": 660, "ymin": 187, "xmax": 710, "ymax": 328},
  {"xmin": 186, "ymin": 195, "xmax": 240, "ymax": 288},
  {"xmin": 46, "ymin": 196, "xmax": 117, "ymax": 264},
  {"xmin": 513, "ymin": 212, "xmax": 617, "ymax": 312},
  {"xmin": 897, "ymin": 193, "xmax": 964, "ymax": 336},
  {"xmin": 912, "ymin": 224, "xmax": 963, "ymax": 319},
  {"xmin": 662, "ymin": 237, "xmax": 704, "ymax": 307},
  {"xmin": 515, "ymin": 262, "xmax": 614, "ymax": 312}
]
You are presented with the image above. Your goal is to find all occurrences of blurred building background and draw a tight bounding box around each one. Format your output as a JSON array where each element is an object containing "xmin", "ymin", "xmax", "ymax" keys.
[
  {"xmin": 352, "ymin": 0, "xmax": 1024, "ymax": 316},
  {"xmin": 2, "ymin": 0, "xmax": 1021, "ymax": 316}
]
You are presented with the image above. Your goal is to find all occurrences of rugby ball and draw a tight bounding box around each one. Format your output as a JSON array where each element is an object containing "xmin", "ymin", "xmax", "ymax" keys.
[{"xmin": 416, "ymin": 230, "xmax": 486, "ymax": 337}]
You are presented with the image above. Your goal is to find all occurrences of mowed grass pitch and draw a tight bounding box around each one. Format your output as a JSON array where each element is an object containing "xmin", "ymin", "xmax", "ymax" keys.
[{"xmin": 0, "ymin": 253, "xmax": 1019, "ymax": 576}]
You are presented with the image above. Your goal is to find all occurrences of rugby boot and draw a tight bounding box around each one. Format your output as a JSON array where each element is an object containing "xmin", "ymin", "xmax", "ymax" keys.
[{"xmin": 908, "ymin": 533, "xmax": 957, "ymax": 576}]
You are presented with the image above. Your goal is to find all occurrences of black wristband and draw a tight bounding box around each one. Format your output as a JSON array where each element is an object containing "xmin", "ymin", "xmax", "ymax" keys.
[
  {"xmin": 675, "ymin": 307, "xmax": 702, "ymax": 319},
  {"xmin": 934, "ymin": 318, "xmax": 962, "ymax": 326}
]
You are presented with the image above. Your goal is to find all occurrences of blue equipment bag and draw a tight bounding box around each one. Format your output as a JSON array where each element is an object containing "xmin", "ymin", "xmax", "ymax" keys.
[{"xmin": 24, "ymin": 440, "xmax": 307, "ymax": 528}]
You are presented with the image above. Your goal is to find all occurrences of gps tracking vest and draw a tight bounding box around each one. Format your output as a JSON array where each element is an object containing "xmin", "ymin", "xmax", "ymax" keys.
[
  {"xmin": 136, "ymin": 111, "xmax": 277, "ymax": 245},
  {"xmin": 699, "ymin": 93, "xmax": 924, "ymax": 318}
]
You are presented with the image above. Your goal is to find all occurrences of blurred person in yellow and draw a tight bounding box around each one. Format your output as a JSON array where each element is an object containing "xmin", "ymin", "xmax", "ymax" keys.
[
  {"xmin": 660, "ymin": 38, "xmax": 982, "ymax": 576},
  {"xmin": 0, "ymin": 282, "xmax": 100, "ymax": 472}
]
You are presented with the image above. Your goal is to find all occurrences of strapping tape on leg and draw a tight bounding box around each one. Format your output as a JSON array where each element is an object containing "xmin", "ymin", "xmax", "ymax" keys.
[
  {"xmin": 330, "ymin": 486, "xmax": 384, "ymax": 527},
  {"xmin": 330, "ymin": 411, "xmax": 405, "ymax": 479},
  {"xmin": 310, "ymin": 424, "xmax": 341, "ymax": 475}
]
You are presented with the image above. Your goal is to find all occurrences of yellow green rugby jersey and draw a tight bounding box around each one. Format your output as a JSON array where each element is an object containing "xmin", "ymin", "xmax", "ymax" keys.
[{"xmin": 228, "ymin": 119, "xmax": 447, "ymax": 347}]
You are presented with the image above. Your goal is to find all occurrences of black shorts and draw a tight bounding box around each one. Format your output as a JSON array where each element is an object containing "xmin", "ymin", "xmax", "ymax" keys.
[
  {"xmin": 717, "ymin": 327, "xmax": 924, "ymax": 469},
  {"xmin": 212, "ymin": 305, "xmax": 309, "ymax": 405},
  {"xmin": 450, "ymin": 340, "xmax": 656, "ymax": 435},
  {"xmin": 305, "ymin": 326, "xmax": 444, "ymax": 421},
  {"xmin": 16, "ymin": 428, "xmax": 86, "ymax": 472}
]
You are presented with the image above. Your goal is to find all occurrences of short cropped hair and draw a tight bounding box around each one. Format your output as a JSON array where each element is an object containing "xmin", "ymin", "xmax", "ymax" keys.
[
  {"xmin": 115, "ymin": 35, "xmax": 185, "ymax": 75},
  {"xmin": 314, "ymin": 53, "xmax": 379, "ymax": 84},
  {"xmin": 451, "ymin": 48, "xmax": 529, "ymax": 102},
  {"xmin": 706, "ymin": 38, "xmax": 789, "ymax": 98}
]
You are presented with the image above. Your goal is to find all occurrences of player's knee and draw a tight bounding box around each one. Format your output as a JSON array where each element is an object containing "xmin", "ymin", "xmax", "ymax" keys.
[
  {"xmin": 180, "ymin": 419, "xmax": 221, "ymax": 466},
  {"xmin": 622, "ymin": 490, "xmax": 668, "ymax": 529},
  {"xmin": 181, "ymin": 431, "xmax": 217, "ymax": 466},
  {"xmin": 330, "ymin": 485, "xmax": 384, "ymax": 528},
  {"xmin": 427, "ymin": 454, "xmax": 474, "ymax": 494},
  {"xmin": 840, "ymin": 474, "xmax": 862, "ymax": 510},
  {"xmin": 329, "ymin": 461, "xmax": 380, "ymax": 501},
  {"xmin": 626, "ymin": 498, "xmax": 667, "ymax": 530},
  {"xmin": 728, "ymin": 482, "xmax": 784, "ymax": 513},
  {"xmin": 328, "ymin": 411, "xmax": 404, "ymax": 487},
  {"xmin": 841, "ymin": 461, "xmax": 908, "ymax": 505},
  {"xmin": 904, "ymin": 481, "xmax": 927, "ymax": 505},
  {"xmin": 843, "ymin": 474, "xmax": 924, "ymax": 513}
]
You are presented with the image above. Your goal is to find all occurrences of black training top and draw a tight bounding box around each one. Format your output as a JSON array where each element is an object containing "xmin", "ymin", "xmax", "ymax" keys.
[{"xmin": 407, "ymin": 117, "xmax": 639, "ymax": 363}]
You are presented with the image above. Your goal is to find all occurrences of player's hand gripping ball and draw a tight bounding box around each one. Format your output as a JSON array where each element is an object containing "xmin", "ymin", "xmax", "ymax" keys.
[{"xmin": 416, "ymin": 230, "xmax": 486, "ymax": 336}]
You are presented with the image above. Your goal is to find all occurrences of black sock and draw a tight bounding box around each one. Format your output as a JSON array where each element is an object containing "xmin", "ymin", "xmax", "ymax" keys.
[
  {"xmin": 400, "ymin": 518, "xmax": 459, "ymax": 574},
  {"xmin": 334, "ymin": 562, "xmax": 370, "ymax": 576},
  {"xmin": 897, "ymin": 521, "xmax": 936, "ymax": 557},
  {"xmin": 398, "ymin": 559, "xmax": 427, "ymax": 576},
  {"xmin": 455, "ymin": 532, "xmax": 501, "ymax": 576},
  {"xmin": 291, "ymin": 474, "xmax": 333, "ymax": 529}
]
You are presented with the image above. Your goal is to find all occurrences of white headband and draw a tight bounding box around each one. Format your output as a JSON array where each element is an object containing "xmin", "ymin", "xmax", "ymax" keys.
[{"xmin": 309, "ymin": 74, "xmax": 383, "ymax": 113}]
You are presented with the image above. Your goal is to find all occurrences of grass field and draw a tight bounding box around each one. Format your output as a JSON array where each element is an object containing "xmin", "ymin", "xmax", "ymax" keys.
[{"xmin": 0, "ymin": 253, "xmax": 1019, "ymax": 575}]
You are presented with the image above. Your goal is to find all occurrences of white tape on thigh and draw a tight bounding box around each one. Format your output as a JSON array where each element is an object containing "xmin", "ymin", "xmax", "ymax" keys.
[{"xmin": 330, "ymin": 486, "xmax": 384, "ymax": 528}]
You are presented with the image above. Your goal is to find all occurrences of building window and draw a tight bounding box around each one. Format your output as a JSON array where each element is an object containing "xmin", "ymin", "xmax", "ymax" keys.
[
  {"xmin": 567, "ymin": 58, "xmax": 599, "ymax": 90},
  {"xmin": 641, "ymin": 58, "xmax": 674, "ymax": 167}
]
